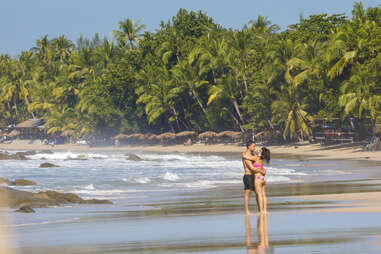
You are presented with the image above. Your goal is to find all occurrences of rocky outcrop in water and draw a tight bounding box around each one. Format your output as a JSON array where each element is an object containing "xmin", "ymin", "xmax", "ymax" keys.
[
  {"xmin": 0, "ymin": 187, "xmax": 112, "ymax": 209},
  {"xmin": 40, "ymin": 162, "xmax": 59, "ymax": 168},
  {"xmin": 16, "ymin": 206, "xmax": 35, "ymax": 213},
  {"xmin": 125, "ymin": 153, "xmax": 143, "ymax": 161},
  {"xmin": 0, "ymin": 177, "xmax": 37, "ymax": 186},
  {"xmin": 0, "ymin": 152, "xmax": 28, "ymax": 160},
  {"xmin": 0, "ymin": 150, "xmax": 56, "ymax": 160},
  {"xmin": 9, "ymin": 179, "xmax": 37, "ymax": 186},
  {"xmin": 0, "ymin": 177, "xmax": 10, "ymax": 185}
]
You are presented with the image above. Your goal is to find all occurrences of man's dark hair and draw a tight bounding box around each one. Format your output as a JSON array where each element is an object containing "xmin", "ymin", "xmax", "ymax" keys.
[{"xmin": 246, "ymin": 140, "xmax": 255, "ymax": 148}]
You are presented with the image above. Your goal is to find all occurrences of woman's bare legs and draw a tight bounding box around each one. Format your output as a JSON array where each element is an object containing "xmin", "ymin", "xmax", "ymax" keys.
[
  {"xmin": 262, "ymin": 183, "xmax": 267, "ymax": 213},
  {"xmin": 254, "ymin": 180, "xmax": 264, "ymax": 213}
]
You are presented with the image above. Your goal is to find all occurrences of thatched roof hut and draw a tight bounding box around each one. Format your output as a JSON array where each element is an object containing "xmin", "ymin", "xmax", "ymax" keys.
[
  {"xmin": 113, "ymin": 134, "xmax": 129, "ymax": 140},
  {"xmin": 15, "ymin": 119, "xmax": 44, "ymax": 128},
  {"xmin": 198, "ymin": 131, "xmax": 217, "ymax": 138},
  {"xmin": 175, "ymin": 131, "xmax": 197, "ymax": 137},
  {"xmin": 8, "ymin": 129, "xmax": 20, "ymax": 137},
  {"xmin": 157, "ymin": 132, "xmax": 176, "ymax": 139},
  {"xmin": 61, "ymin": 129, "xmax": 75, "ymax": 137},
  {"xmin": 216, "ymin": 131, "xmax": 241, "ymax": 138}
]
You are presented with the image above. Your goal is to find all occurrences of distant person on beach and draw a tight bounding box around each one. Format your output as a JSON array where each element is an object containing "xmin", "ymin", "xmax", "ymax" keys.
[{"xmin": 242, "ymin": 140, "xmax": 267, "ymax": 215}]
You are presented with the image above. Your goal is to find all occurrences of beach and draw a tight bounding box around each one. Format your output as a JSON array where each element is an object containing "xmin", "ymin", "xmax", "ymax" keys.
[{"xmin": 0, "ymin": 143, "xmax": 381, "ymax": 253}]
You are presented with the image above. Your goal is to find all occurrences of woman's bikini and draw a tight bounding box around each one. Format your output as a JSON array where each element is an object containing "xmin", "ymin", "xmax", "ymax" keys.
[{"xmin": 253, "ymin": 163, "xmax": 266, "ymax": 182}]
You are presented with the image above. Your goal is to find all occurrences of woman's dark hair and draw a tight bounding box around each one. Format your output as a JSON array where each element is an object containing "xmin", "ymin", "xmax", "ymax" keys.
[{"xmin": 260, "ymin": 147, "xmax": 270, "ymax": 164}]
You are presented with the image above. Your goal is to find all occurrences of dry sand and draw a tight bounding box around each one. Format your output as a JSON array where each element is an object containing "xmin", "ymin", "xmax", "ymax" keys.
[{"xmin": 0, "ymin": 142, "xmax": 380, "ymax": 161}]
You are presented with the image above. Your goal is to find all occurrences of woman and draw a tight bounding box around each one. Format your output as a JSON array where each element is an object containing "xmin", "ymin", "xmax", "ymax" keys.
[{"xmin": 243, "ymin": 147, "xmax": 271, "ymax": 213}]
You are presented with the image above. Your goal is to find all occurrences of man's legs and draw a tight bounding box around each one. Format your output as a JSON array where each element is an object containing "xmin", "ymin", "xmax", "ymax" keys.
[{"xmin": 244, "ymin": 190, "xmax": 251, "ymax": 214}]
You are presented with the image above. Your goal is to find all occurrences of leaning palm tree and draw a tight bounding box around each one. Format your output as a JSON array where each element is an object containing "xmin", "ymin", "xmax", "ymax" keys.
[{"xmin": 172, "ymin": 50, "xmax": 209, "ymax": 121}]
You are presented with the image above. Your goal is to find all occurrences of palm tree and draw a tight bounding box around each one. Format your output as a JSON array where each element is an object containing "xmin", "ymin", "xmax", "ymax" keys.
[
  {"xmin": 51, "ymin": 35, "xmax": 74, "ymax": 62},
  {"xmin": 249, "ymin": 16, "xmax": 280, "ymax": 35},
  {"xmin": 172, "ymin": 50, "xmax": 209, "ymax": 121},
  {"xmin": 286, "ymin": 39, "xmax": 325, "ymax": 87},
  {"xmin": 327, "ymin": 16, "xmax": 377, "ymax": 80},
  {"xmin": 338, "ymin": 64, "xmax": 381, "ymax": 133},
  {"xmin": 207, "ymin": 74, "xmax": 246, "ymax": 132},
  {"xmin": 136, "ymin": 66, "xmax": 183, "ymax": 131},
  {"xmin": 32, "ymin": 35, "xmax": 51, "ymax": 63},
  {"xmin": 112, "ymin": 18, "xmax": 146, "ymax": 48},
  {"xmin": 271, "ymin": 80, "xmax": 313, "ymax": 140}
]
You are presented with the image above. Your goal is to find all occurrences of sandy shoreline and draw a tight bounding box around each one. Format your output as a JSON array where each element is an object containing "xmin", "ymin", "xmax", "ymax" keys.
[{"xmin": 1, "ymin": 142, "xmax": 380, "ymax": 162}]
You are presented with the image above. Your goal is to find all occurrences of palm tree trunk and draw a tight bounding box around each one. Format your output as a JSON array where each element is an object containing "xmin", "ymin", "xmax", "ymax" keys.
[
  {"xmin": 24, "ymin": 97, "xmax": 35, "ymax": 118},
  {"xmin": 190, "ymin": 87, "xmax": 209, "ymax": 121},
  {"xmin": 232, "ymin": 97, "xmax": 245, "ymax": 124},
  {"xmin": 227, "ymin": 110, "xmax": 245, "ymax": 132},
  {"xmin": 171, "ymin": 107, "xmax": 180, "ymax": 130}
]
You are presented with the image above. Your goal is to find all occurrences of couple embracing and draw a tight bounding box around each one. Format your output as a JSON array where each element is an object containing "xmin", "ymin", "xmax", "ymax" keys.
[{"xmin": 242, "ymin": 140, "xmax": 270, "ymax": 215}]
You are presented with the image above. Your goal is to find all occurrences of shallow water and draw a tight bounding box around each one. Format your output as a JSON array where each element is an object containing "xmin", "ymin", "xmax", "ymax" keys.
[
  {"xmin": 1, "ymin": 150, "xmax": 378, "ymax": 201},
  {"xmin": 1, "ymin": 150, "xmax": 381, "ymax": 253}
]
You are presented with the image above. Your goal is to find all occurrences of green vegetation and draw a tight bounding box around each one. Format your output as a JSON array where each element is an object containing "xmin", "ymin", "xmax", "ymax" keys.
[{"xmin": 0, "ymin": 2, "xmax": 380, "ymax": 141}]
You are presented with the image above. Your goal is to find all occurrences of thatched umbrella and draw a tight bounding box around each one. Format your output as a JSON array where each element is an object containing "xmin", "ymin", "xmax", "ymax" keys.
[
  {"xmin": 8, "ymin": 129, "xmax": 20, "ymax": 137},
  {"xmin": 113, "ymin": 134, "xmax": 129, "ymax": 140},
  {"xmin": 175, "ymin": 131, "xmax": 197, "ymax": 138},
  {"xmin": 61, "ymin": 129, "xmax": 75, "ymax": 137},
  {"xmin": 157, "ymin": 132, "xmax": 176, "ymax": 140},
  {"xmin": 216, "ymin": 131, "xmax": 241, "ymax": 138},
  {"xmin": 128, "ymin": 133, "xmax": 145, "ymax": 140},
  {"xmin": 198, "ymin": 131, "xmax": 217, "ymax": 139},
  {"xmin": 254, "ymin": 131, "xmax": 265, "ymax": 137},
  {"xmin": 145, "ymin": 133, "xmax": 158, "ymax": 140}
]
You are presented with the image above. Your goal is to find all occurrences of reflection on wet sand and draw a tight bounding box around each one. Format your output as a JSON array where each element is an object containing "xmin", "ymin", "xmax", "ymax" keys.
[{"xmin": 246, "ymin": 214, "xmax": 271, "ymax": 254}]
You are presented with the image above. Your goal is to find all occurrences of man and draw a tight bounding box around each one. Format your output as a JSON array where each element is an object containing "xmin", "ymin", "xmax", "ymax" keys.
[{"xmin": 242, "ymin": 140, "xmax": 266, "ymax": 215}]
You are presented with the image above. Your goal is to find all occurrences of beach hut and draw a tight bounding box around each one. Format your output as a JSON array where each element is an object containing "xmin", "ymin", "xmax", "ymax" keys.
[
  {"xmin": 14, "ymin": 118, "xmax": 45, "ymax": 139},
  {"xmin": 15, "ymin": 119, "xmax": 44, "ymax": 128}
]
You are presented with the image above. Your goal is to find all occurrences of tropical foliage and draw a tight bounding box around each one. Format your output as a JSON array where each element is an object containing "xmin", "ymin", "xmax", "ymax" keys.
[{"xmin": 0, "ymin": 3, "xmax": 380, "ymax": 141}]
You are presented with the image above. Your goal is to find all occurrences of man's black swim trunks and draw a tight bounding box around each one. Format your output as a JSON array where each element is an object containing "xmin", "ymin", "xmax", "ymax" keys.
[{"xmin": 243, "ymin": 174, "xmax": 254, "ymax": 190}]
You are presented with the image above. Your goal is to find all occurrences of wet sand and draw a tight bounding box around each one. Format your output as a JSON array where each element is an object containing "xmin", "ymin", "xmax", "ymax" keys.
[{"xmin": 3, "ymin": 179, "xmax": 381, "ymax": 254}]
